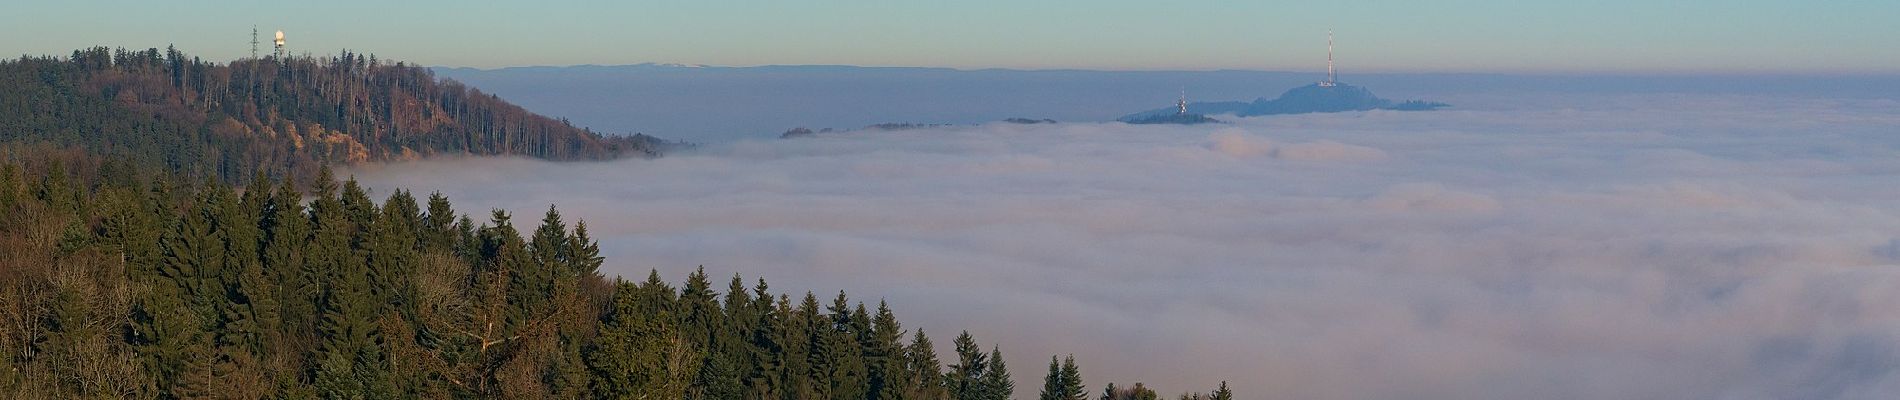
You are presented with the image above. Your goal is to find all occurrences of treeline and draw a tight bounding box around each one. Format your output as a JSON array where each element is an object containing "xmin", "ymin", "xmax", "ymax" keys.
[
  {"xmin": 0, "ymin": 46, "xmax": 1233, "ymax": 399},
  {"xmin": 0, "ymin": 46, "xmax": 669, "ymax": 184},
  {"xmin": 1035, "ymin": 357, "xmax": 1232, "ymax": 400},
  {"xmin": 0, "ymin": 159, "xmax": 989, "ymax": 399},
  {"xmin": 0, "ymin": 160, "xmax": 1228, "ymax": 399}
]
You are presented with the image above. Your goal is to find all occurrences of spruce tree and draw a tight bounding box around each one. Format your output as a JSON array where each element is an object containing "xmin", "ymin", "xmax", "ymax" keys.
[
  {"xmin": 1210, "ymin": 381, "xmax": 1232, "ymax": 400},
  {"xmin": 421, "ymin": 191, "xmax": 457, "ymax": 250},
  {"xmin": 745, "ymin": 280, "xmax": 785, "ymax": 399},
  {"xmin": 825, "ymin": 292, "xmax": 869, "ymax": 400},
  {"xmin": 792, "ymin": 292, "xmax": 825, "ymax": 399},
  {"xmin": 310, "ymin": 170, "xmax": 393, "ymax": 398},
  {"xmin": 33, "ymin": 160, "xmax": 81, "ymax": 214},
  {"xmin": 368, "ymin": 190, "xmax": 421, "ymax": 317},
  {"xmin": 1060, "ymin": 355, "xmax": 1086, "ymax": 400},
  {"xmin": 513, "ymin": 206, "xmax": 565, "ymax": 326},
  {"xmin": 903, "ymin": 330, "xmax": 948, "ymax": 400},
  {"xmin": 131, "ymin": 213, "xmax": 217, "ymax": 400},
  {"xmin": 1042, "ymin": 356, "xmax": 1065, "ymax": 400},
  {"xmin": 479, "ymin": 209, "xmax": 533, "ymax": 330},
  {"xmin": 949, "ymin": 331, "xmax": 987, "ymax": 400},
  {"xmin": 590, "ymin": 275, "xmax": 698, "ymax": 399},
  {"xmin": 566, "ymin": 219, "xmax": 605, "ymax": 279},
  {"xmin": 680, "ymin": 267, "xmax": 741, "ymax": 400},
  {"xmin": 983, "ymin": 347, "xmax": 1013, "ymax": 400},
  {"xmin": 261, "ymin": 178, "xmax": 314, "ymax": 352},
  {"xmin": 869, "ymin": 301, "xmax": 907, "ymax": 400}
]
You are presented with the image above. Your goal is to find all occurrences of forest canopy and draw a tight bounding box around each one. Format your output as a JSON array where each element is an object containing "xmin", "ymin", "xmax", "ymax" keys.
[
  {"xmin": 0, "ymin": 47, "xmax": 670, "ymax": 184},
  {"xmin": 0, "ymin": 47, "xmax": 1226, "ymax": 399}
]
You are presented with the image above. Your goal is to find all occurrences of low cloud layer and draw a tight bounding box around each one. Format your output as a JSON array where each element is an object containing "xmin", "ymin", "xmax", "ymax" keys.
[{"xmin": 347, "ymin": 94, "xmax": 1900, "ymax": 399}]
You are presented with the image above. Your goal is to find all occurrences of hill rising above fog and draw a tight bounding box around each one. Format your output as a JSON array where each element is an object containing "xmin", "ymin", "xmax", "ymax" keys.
[
  {"xmin": 435, "ymin": 64, "xmax": 1900, "ymax": 143},
  {"xmin": 1, "ymin": 47, "xmax": 668, "ymax": 182},
  {"xmin": 1119, "ymin": 83, "xmax": 1447, "ymax": 122}
]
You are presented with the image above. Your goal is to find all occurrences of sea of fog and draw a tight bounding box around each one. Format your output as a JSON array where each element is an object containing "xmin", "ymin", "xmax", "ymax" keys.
[{"xmin": 346, "ymin": 92, "xmax": 1900, "ymax": 399}]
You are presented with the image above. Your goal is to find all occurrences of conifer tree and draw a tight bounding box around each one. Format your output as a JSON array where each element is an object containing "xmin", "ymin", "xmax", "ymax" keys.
[
  {"xmin": 368, "ymin": 190, "xmax": 421, "ymax": 316},
  {"xmin": 792, "ymin": 292, "xmax": 825, "ymax": 399},
  {"xmin": 0, "ymin": 157, "xmax": 1204, "ymax": 399},
  {"xmin": 745, "ymin": 280, "xmax": 785, "ymax": 398},
  {"xmin": 338, "ymin": 178, "xmax": 378, "ymax": 237},
  {"xmin": 33, "ymin": 161, "xmax": 81, "ymax": 214},
  {"xmin": 208, "ymin": 177, "xmax": 273, "ymax": 395},
  {"xmin": 454, "ymin": 214, "xmax": 479, "ymax": 264},
  {"xmin": 421, "ymin": 191, "xmax": 457, "ymax": 250},
  {"xmin": 1042, "ymin": 356, "xmax": 1065, "ymax": 400},
  {"xmin": 566, "ymin": 219, "xmax": 605, "ymax": 280},
  {"xmin": 869, "ymin": 301, "xmax": 907, "ymax": 400},
  {"xmin": 949, "ymin": 331, "xmax": 987, "ymax": 400},
  {"xmin": 158, "ymin": 181, "xmax": 232, "ymax": 327},
  {"xmin": 310, "ymin": 170, "xmax": 394, "ymax": 398},
  {"xmin": 262, "ymin": 178, "xmax": 314, "ymax": 353},
  {"xmin": 680, "ymin": 267, "xmax": 742, "ymax": 400},
  {"xmin": 1101, "ymin": 382, "xmax": 1159, "ymax": 400},
  {"xmin": 984, "ymin": 347, "xmax": 1013, "ymax": 400},
  {"xmin": 1060, "ymin": 355, "xmax": 1086, "ymax": 400},
  {"xmin": 904, "ymin": 330, "xmax": 948, "ymax": 400},
  {"xmin": 723, "ymin": 274, "xmax": 753, "ymax": 321},
  {"xmin": 479, "ymin": 209, "xmax": 534, "ymax": 330},
  {"xmin": 590, "ymin": 275, "xmax": 699, "ymax": 399},
  {"xmin": 1210, "ymin": 381, "xmax": 1232, "ymax": 400},
  {"xmin": 825, "ymin": 292, "xmax": 869, "ymax": 400},
  {"xmin": 512, "ymin": 206, "xmax": 565, "ymax": 326}
]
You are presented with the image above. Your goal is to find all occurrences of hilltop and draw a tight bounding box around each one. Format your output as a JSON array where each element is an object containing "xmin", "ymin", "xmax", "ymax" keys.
[
  {"xmin": 1119, "ymin": 82, "xmax": 1447, "ymax": 121},
  {"xmin": 0, "ymin": 46, "xmax": 670, "ymax": 183}
]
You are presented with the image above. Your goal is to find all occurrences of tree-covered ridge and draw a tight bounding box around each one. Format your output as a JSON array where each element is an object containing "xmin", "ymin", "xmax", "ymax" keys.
[
  {"xmin": 0, "ymin": 159, "xmax": 1230, "ymax": 399},
  {"xmin": 0, "ymin": 159, "xmax": 1066, "ymax": 399},
  {"xmin": 0, "ymin": 47, "xmax": 668, "ymax": 183}
]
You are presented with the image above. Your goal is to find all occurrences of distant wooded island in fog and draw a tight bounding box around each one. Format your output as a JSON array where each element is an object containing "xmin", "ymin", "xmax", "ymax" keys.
[{"xmin": 434, "ymin": 64, "xmax": 1900, "ymax": 142}]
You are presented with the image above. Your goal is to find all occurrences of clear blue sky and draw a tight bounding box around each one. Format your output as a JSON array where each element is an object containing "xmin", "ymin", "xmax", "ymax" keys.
[{"xmin": 5, "ymin": 1, "xmax": 1895, "ymax": 73}]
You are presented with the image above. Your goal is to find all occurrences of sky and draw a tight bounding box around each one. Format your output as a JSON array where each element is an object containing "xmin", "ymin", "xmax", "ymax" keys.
[
  {"xmin": 346, "ymin": 92, "xmax": 1900, "ymax": 399},
  {"xmin": 6, "ymin": 1, "xmax": 1899, "ymax": 73}
]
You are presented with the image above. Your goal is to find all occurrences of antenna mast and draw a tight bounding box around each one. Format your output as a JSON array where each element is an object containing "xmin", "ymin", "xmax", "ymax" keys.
[
  {"xmin": 1178, "ymin": 87, "xmax": 1188, "ymax": 115},
  {"xmin": 1320, "ymin": 30, "xmax": 1337, "ymax": 87},
  {"xmin": 251, "ymin": 26, "xmax": 259, "ymax": 59}
]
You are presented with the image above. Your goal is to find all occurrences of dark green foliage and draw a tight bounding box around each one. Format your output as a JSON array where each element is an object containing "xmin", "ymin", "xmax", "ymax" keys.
[
  {"xmin": 0, "ymin": 43, "xmax": 1212, "ymax": 400},
  {"xmin": 868, "ymin": 301, "xmax": 906, "ymax": 400},
  {"xmin": 1042, "ymin": 355, "xmax": 1087, "ymax": 400},
  {"xmin": 0, "ymin": 47, "xmax": 668, "ymax": 185},
  {"xmin": 0, "ymin": 158, "xmax": 1206, "ymax": 399},
  {"xmin": 1101, "ymin": 382, "xmax": 1160, "ymax": 400},
  {"xmin": 589, "ymin": 276, "xmax": 697, "ymax": 399},
  {"xmin": 824, "ymin": 292, "xmax": 870, "ymax": 400},
  {"xmin": 949, "ymin": 331, "xmax": 1015, "ymax": 400},
  {"xmin": 985, "ymin": 347, "xmax": 1013, "ymax": 400},
  {"xmin": 904, "ymin": 330, "xmax": 949, "ymax": 399}
]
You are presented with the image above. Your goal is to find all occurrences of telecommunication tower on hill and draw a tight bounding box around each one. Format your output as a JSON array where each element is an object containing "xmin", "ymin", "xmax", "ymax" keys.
[
  {"xmin": 251, "ymin": 26, "xmax": 259, "ymax": 59},
  {"xmin": 274, "ymin": 30, "xmax": 286, "ymax": 58},
  {"xmin": 1318, "ymin": 30, "xmax": 1338, "ymax": 88},
  {"xmin": 1177, "ymin": 88, "xmax": 1189, "ymax": 115}
]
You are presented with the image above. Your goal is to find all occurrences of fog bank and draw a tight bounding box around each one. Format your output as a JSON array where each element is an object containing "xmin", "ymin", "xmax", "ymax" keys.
[{"xmin": 347, "ymin": 93, "xmax": 1900, "ymax": 399}]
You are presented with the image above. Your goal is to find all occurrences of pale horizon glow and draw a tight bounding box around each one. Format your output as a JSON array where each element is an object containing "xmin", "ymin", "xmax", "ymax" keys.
[{"xmin": 4, "ymin": 1, "xmax": 1898, "ymax": 74}]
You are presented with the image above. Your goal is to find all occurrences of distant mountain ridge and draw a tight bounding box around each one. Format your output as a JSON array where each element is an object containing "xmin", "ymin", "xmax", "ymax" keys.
[
  {"xmin": 1120, "ymin": 82, "xmax": 1446, "ymax": 121},
  {"xmin": 430, "ymin": 63, "xmax": 1896, "ymax": 143}
]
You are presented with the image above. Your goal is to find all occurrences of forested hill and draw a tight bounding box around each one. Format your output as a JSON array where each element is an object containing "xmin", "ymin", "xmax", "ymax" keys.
[{"xmin": 0, "ymin": 46, "xmax": 668, "ymax": 182}]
